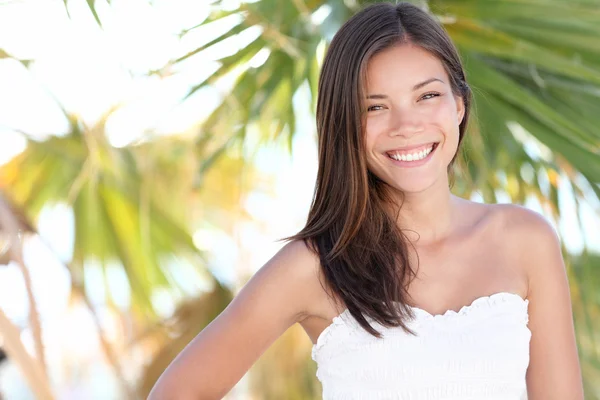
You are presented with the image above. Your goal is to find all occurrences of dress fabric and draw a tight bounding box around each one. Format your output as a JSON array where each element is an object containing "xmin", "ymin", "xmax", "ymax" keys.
[{"xmin": 311, "ymin": 292, "xmax": 531, "ymax": 400}]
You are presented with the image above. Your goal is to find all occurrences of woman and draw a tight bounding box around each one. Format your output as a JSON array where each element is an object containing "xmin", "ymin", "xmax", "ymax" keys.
[{"xmin": 149, "ymin": 2, "xmax": 583, "ymax": 399}]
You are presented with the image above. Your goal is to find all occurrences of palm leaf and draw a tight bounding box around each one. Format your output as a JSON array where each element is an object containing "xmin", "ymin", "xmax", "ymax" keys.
[{"xmin": 0, "ymin": 116, "xmax": 210, "ymax": 321}]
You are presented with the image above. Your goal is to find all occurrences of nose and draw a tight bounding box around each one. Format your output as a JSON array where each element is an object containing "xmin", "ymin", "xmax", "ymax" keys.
[{"xmin": 388, "ymin": 106, "xmax": 425, "ymax": 137}]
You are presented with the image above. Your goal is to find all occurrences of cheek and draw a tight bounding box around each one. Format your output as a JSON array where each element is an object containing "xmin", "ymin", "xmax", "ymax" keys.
[
  {"xmin": 429, "ymin": 102, "xmax": 455, "ymax": 125},
  {"xmin": 364, "ymin": 123, "xmax": 381, "ymax": 156},
  {"xmin": 363, "ymin": 128, "xmax": 382, "ymax": 172},
  {"xmin": 439, "ymin": 98, "xmax": 462, "ymax": 127},
  {"xmin": 364, "ymin": 119, "xmax": 381, "ymax": 143}
]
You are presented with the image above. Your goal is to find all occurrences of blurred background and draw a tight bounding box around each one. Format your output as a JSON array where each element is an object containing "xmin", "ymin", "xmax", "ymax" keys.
[{"xmin": 0, "ymin": 0, "xmax": 598, "ymax": 398}]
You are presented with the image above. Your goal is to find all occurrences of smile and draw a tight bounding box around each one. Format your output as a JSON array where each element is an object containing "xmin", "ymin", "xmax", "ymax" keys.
[{"xmin": 385, "ymin": 142, "xmax": 439, "ymax": 167}]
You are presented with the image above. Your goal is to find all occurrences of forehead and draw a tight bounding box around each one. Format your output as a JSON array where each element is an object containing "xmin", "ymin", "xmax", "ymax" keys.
[{"xmin": 364, "ymin": 43, "xmax": 448, "ymax": 89}]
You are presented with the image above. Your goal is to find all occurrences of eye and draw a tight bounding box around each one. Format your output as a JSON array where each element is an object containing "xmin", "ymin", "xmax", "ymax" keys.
[
  {"xmin": 420, "ymin": 92, "xmax": 441, "ymax": 101},
  {"xmin": 367, "ymin": 104, "xmax": 385, "ymax": 112}
]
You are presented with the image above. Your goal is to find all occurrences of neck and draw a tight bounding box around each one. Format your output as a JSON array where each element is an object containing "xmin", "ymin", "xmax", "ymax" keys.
[{"xmin": 394, "ymin": 189, "xmax": 461, "ymax": 246}]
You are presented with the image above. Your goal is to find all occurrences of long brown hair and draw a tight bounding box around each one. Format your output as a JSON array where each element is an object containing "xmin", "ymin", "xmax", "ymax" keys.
[{"xmin": 287, "ymin": 2, "xmax": 472, "ymax": 337}]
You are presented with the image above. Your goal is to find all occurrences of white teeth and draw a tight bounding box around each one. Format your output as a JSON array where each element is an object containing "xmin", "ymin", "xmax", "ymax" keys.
[{"xmin": 388, "ymin": 144, "xmax": 434, "ymax": 162}]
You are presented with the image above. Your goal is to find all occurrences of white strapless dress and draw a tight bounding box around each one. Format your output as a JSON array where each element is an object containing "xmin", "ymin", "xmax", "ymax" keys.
[{"xmin": 312, "ymin": 292, "xmax": 531, "ymax": 400}]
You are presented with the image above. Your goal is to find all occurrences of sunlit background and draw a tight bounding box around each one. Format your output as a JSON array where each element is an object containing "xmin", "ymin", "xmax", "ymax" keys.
[{"xmin": 0, "ymin": 0, "xmax": 599, "ymax": 399}]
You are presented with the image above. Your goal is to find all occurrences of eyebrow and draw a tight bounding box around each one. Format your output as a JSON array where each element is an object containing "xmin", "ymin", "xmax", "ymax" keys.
[{"xmin": 366, "ymin": 77, "xmax": 444, "ymax": 99}]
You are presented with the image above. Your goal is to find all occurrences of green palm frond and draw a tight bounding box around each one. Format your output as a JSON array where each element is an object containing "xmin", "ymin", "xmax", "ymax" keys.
[
  {"xmin": 0, "ymin": 47, "xmax": 32, "ymax": 68},
  {"xmin": 178, "ymin": 0, "xmax": 599, "ymax": 206},
  {"xmin": 0, "ymin": 114, "xmax": 212, "ymax": 319},
  {"xmin": 155, "ymin": 0, "xmax": 351, "ymax": 160},
  {"xmin": 570, "ymin": 250, "xmax": 600, "ymax": 399},
  {"xmin": 62, "ymin": 0, "xmax": 107, "ymax": 27},
  {"xmin": 434, "ymin": 0, "xmax": 600, "ymax": 206}
]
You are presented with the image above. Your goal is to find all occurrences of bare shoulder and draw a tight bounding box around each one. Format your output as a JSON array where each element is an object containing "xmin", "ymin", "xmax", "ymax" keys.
[
  {"xmin": 491, "ymin": 203, "xmax": 562, "ymax": 291},
  {"xmin": 465, "ymin": 201, "xmax": 553, "ymax": 234},
  {"xmin": 279, "ymin": 239, "xmax": 341, "ymax": 321},
  {"xmin": 494, "ymin": 203, "xmax": 555, "ymax": 230},
  {"xmin": 254, "ymin": 239, "xmax": 325, "ymax": 322},
  {"xmin": 493, "ymin": 203, "xmax": 559, "ymax": 250}
]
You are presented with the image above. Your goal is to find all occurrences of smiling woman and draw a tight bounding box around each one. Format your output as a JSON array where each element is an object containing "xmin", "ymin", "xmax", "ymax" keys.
[
  {"xmin": 363, "ymin": 43, "xmax": 465, "ymax": 193},
  {"xmin": 148, "ymin": 2, "xmax": 583, "ymax": 400}
]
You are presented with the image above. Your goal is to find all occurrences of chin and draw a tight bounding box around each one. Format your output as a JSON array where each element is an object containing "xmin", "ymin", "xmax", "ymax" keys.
[
  {"xmin": 395, "ymin": 184, "xmax": 435, "ymax": 195},
  {"xmin": 383, "ymin": 177, "xmax": 435, "ymax": 194}
]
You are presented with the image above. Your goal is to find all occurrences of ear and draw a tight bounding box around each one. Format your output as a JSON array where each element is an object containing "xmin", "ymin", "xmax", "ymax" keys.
[{"xmin": 455, "ymin": 95, "xmax": 465, "ymax": 125}]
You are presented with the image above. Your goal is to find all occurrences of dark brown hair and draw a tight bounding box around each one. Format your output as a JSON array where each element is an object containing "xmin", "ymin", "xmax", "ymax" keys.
[{"xmin": 288, "ymin": 1, "xmax": 472, "ymax": 337}]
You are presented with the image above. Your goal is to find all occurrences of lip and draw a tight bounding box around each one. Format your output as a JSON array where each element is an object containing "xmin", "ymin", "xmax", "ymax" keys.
[
  {"xmin": 385, "ymin": 142, "xmax": 438, "ymax": 168},
  {"xmin": 386, "ymin": 142, "xmax": 438, "ymax": 154}
]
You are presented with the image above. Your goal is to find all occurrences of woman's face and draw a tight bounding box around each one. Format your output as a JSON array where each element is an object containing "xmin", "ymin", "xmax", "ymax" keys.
[{"xmin": 363, "ymin": 43, "xmax": 465, "ymax": 194}]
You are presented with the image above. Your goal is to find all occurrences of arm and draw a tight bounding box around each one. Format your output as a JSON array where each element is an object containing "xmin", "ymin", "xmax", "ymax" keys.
[
  {"xmin": 148, "ymin": 240, "xmax": 320, "ymax": 400},
  {"xmin": 513, "ymin": 207, "xmax": 584, "ymax": 399}
]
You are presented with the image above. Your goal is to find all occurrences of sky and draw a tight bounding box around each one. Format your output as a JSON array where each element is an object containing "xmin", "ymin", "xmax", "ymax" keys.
[{"xmin": 0, "ymin": 0, "xmax": 598, "ymax": 398}]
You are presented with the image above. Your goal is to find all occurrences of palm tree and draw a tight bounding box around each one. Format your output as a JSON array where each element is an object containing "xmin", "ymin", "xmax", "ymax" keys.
[
  {"xmin": 0, "ymin": 40, "xmax": 252, "ymax": 396},
  {"xmin": 0, "ymin": 108, "xmax": 249, "ymax": 398}
]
